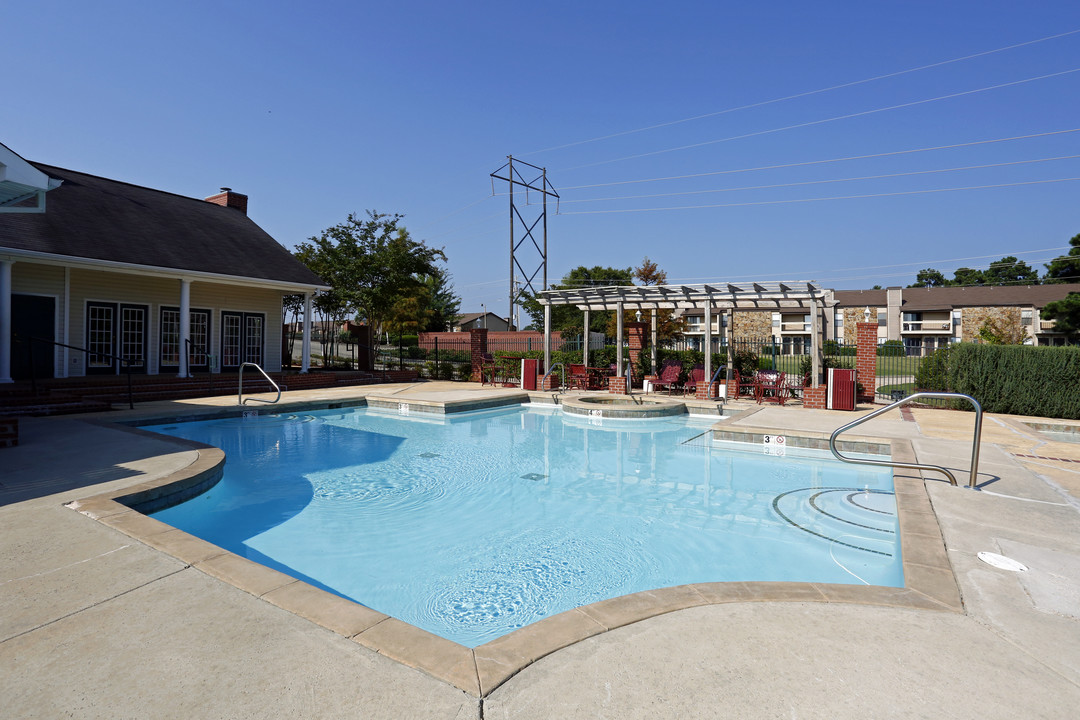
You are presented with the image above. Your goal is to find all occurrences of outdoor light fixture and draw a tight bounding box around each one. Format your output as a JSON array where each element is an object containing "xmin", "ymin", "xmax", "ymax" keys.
[
  {"xmin": 864, "ymin": 306, "xmax": 871, "ymax": 322},
  {"xmin": 635, "ymin": 310, "xmax": 642, "ymax": 322}
]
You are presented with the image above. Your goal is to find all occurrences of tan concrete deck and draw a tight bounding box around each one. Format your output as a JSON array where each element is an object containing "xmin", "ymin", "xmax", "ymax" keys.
[{"xmin": 2, "ymin": 381, "xmax": 1079, "ymax": 718}]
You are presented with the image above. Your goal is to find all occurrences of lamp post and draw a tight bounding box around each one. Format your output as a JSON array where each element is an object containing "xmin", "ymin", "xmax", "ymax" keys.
[{"xmin": 480, "ymin": 303, "xmax": 485, "ymax": 329}]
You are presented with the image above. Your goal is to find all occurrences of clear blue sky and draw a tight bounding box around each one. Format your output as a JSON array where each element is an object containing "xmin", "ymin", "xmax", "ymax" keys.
[{"xmin": 5, "ymin": 1, "xmax": 1079, "ymax": 320}]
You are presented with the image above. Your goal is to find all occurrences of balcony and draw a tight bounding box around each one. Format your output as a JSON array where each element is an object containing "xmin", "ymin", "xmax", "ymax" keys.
[
  {"xmin": 779, "ymin": 322, "xmax": 809, "ymax": 334},
  {"xmin": 901, "ymin": 320, "xmax": 953, "ymax": 334},
  {"xmin": 1039, "ymin": 318, "xmax": 1058, "ymax": 332}
]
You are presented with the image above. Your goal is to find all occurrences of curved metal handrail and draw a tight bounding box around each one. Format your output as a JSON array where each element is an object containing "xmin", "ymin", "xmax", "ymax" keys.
[
  {"xmin": 829, "ymin": 392, "xmax": 983, "ymax": 488},
  {"xmin": 238, "ymin": 362, "xmax": 281, "ymax": 405},
  {"xmin": 541, "ymin": 363, "xmax": 566, "ymax": 392}
]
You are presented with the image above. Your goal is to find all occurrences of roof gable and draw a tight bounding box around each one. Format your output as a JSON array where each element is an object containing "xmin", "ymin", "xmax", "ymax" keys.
[{"xmin": 0, "ymin": 163, "xmax": 325, "ymax": 288}]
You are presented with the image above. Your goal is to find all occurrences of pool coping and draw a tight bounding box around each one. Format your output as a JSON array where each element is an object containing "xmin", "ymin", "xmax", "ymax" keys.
[{"xmin": 66, "ymin": 404, "xmax": 962, "ymax": 698}]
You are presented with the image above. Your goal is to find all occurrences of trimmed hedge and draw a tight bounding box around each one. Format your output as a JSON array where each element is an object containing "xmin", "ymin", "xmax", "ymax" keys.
[{"xmin": 915, "ymin": 344, "xmax": 1080, "ymax": 419}]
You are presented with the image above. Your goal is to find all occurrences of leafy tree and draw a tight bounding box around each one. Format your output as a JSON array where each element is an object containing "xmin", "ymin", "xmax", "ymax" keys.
[
  {"xmin": 952, "ymin": 267, "xmax": 985, "ymax": 287},
  {"xmin": 419, "ymin": 267, "xmax": 461, "ymax": 332},
  {"xmin": 295, "ymin": 211, "xmax": 445, "ymax": 366},
  {"xmin": 983, "ymin": 256, "xmax": 1040, "ymax": 286},
  {"xmin": 908, "ymin": 268, "xmax": 948, "ymax": 288},
  {"xmin": 1040, "ymin": 292, "xmax": 1080, "ymax": 336},
  {"xmin": 281, "ymin": 293, "xmax": 304, "ymax": 366},
  {"xmin": 977, "ymin": 318, "xmax": 1026, "ymax": 345},
  {"xmin": 521, "ymin": 265, "xmax": 635, "ymax": 337},
  {"xmin": 1044, "ymin": 233, "xmax": 1080, "ymax": 283}
]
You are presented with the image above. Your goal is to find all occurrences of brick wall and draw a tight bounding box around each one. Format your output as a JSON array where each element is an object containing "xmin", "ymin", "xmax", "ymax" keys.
[
  {"xmin": 608, "ymin": 376, "xmax": 627, "ymax": 395},
  {"xmin": 856, "ymin": 322, "xmax": 877, "ymax": 402},
  {"xmin": 626, "ymin": 322, "xmax": 646, "ymax": 373},
  {"xmin": 469, "ymin": 328, "xmax": 488, "ymax": 382}
]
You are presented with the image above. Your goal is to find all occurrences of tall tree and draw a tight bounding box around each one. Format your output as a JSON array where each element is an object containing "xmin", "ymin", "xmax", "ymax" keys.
[
  {"xmin": 295, "ymin": 211, "xmax": 445, "ymax": 364},
  {"xmin": 951, "ymin": 267, "xmax": 985, "ymax": 287},
  {"xmin": 983, "ymin": 256, "xmax": 1040, "ymax": 286},
  {"xmin": 1044, "ymin": 233, "xmax": 1080, "ymax": 283},
  {"xmin": 419, "ymin": 266, "xmax": 462, "ymax": 332},
  {"xmin": 908, "ymin": 268, "xmax": 948, "ymax": 288},
  {"xmin": 1040, "ymin": 292, "xmax": 1080, "ymax": 337}
]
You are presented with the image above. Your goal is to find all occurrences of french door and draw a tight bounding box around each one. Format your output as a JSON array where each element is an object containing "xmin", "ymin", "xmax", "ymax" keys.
[
  {"xmin": 221, "ymin": 311, "xmax": 264, "ymax": 371},
  {"xmin": 159, "ymin": 308, "xmax": 211, "ymax": 371},
  {"xmin": 86, "ymin": 302, "xmax": 148, "ymax": 375}
]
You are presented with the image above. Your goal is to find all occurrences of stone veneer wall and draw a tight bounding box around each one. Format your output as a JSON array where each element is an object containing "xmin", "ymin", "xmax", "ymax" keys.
[
  {"xmin": 843, "ymin": 307, "xmax": 878, "ymax": 344},
  {"xmin": 732, "ymin": 311, "xmax": 773, "ymax": 339},
  {"xmin": 961, "ymin": 306, "xmax": 1021, "ymax": 342}
]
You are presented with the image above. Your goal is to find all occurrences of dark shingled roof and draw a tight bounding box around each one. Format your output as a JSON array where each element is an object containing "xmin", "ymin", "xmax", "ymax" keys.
[
  {"xmin": 834, "ymin": 289, "xmax": 888, "ymax": 307},
  {"xmin": 899, "ymin": 283, "xmax": 1080, "ymax": 311},
  {"xmin": 0, "ymin": 164, "xmax": 325, "ymax": 287}
]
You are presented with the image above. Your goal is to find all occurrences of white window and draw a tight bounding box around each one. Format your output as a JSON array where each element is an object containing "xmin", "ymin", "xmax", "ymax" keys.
[{"xmin": 1021, "ymin": 308, "xmax": 1032, "ymax": 326}]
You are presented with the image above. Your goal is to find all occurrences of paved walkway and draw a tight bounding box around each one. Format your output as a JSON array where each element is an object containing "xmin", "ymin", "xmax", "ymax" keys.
[{"xmin": 2, "ymin": 382, "xmax": 1079, "ymax": 718}]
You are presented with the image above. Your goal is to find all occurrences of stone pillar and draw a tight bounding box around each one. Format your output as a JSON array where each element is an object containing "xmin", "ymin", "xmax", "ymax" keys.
[
  {"xmin": 470, "ymin": 327, "xmax": 489, "ymax": 382},
  {"xmin": 856, "ymin": 321, "xmax": 877, "ymax": 403}
]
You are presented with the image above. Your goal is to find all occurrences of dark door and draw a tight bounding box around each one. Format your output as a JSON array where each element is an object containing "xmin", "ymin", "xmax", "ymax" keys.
[{"xmin": 12, "ymin": 294, "xmax": 56, "ymax": 380}]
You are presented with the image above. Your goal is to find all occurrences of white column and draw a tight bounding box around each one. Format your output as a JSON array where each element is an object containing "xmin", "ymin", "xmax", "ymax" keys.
[
  {"xmin": 179, "ymin": 279, "xmax": 191, "ymax": 378},
  {"xmin": 0, "ymin": 260, "xmax": 12, "ymax": 383},
  {"xmin": 704, "ymin": 304, "xmax": 713, "ymax": 383},
  {"xmin": 582, "ymin": 308, "xmax": 590, "ymax": 366},
  {"xmin": 615, "ymin": 301, "xmax": 624, "ymax": 379},
  {"xmin": 62, "ymin": 267, "xmax": 70, "ymax": 378},
  {"xmin": 543, "ymin": 303, "xmax": 551, "ymax": 376},
  {"xmin": 650, "ymin": 310, "xmax": 657, "ymax": 376},
  {"xmin": 301, "ymin": 292, "xmax": 312, "ymax": 373}
]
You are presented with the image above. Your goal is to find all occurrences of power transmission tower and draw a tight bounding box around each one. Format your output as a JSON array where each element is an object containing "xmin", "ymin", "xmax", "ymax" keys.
[{"xmin": 490, "ymin": 156, "xmax": 559, "ymax": 329}]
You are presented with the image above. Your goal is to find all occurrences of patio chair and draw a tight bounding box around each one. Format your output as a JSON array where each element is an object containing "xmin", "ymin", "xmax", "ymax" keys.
[
  {"xmin": 568, "ymin": 364, "xmax": 589, "ymax": 391},
  {"xmin": 682, "ymin": 364, "xmax": 706, "ymax": 396},
  {"xmin": 651, "ymin": 360, "xmax": 684, "ymax": 394},
  {"xmin": 757, "ymin": 371, "xmax": 788, "ymax": 405},
  {"xmin": 732, "ymin": 370, "xmax": 756, "ymax": 398}
]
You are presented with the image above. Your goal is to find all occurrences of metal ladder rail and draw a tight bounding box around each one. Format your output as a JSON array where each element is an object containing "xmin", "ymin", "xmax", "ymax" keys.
[
  {"xmin": 829, "ymin": 392, "xmax": 983, "ymax": 488},
  {"xmin": 238, "ymin": 362, "xmax": 282, "ymax": 405}
]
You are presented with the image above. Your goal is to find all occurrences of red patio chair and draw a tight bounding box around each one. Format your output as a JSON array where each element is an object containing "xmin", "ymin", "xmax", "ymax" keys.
[
  {"xmin": 568, "ymin": 364, "xmax": 589, "ymax": 390},
  {"xmin": 682, "ymin": 364, "xmax": 706, "ymax": 396},
  {"xmin": 732, "ymin": 370, "xmax": 756, "ymax": 398},
  {"xmin": 757, "ymin": 371, "xmax": 788, "ymax": 405},
  {"xmin": 651, "ymin": 360, "xmax": 684, "ymax": 394}
]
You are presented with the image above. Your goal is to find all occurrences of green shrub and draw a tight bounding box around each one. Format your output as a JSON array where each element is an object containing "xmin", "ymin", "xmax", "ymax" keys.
[{"xmin": 915, "ymin": 344, "xmax": 1080, "ymax": 418}]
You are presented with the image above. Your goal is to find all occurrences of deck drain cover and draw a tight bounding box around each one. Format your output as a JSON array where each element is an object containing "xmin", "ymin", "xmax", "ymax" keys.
[
  {"xmin": 521, "ymin": 473, "xmax": 547, "ymax": 481},
  {"xmin": 978, "ymin": 552, "xmax": 1028, "ymax": 572},
  {"xmin": 417, "ymin": 452, "xmax": 440, "ymax": 459}
]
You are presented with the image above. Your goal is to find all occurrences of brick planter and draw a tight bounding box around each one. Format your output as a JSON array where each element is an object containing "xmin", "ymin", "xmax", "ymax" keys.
[
  {"xmin": 695, "ymin": 381, "xmax": 721, "ymax": 400},
  {"xmin": 0, "ymin": 417, "xmax": 18, "ymax": 449},
  {"xmin": 608, "ymin": 376, "xmax": 627, "ymax": 395},
  {"xmin": 803, "ymin": 385, "xmax": 827, "ymax": 409},
  {"xmin": 541, "ymin": 374, "xmax": 560, "ymax": 391}
]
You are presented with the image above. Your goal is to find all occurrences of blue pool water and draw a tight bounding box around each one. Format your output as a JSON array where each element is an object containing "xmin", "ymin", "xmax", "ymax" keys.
[{"xmin": 146, "ymin": 406, "xmax": 901, "ymax": 647}]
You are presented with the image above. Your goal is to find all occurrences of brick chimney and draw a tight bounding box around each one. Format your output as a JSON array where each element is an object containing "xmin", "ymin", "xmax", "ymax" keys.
[{"xmin": 204, "ymin": 187, "xmax": 248, "ymax": 214}]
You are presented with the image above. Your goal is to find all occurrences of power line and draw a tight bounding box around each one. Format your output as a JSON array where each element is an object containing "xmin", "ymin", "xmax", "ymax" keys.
[
  {"xmin": 518, "ymin": 28, "xmax": 1080, "ymax": 157},
  {"xmin": 557, "ymin": 155, "xmax": 1080, "ymax": 205},
  {"xmin": 558, "ymin": 128, "xmax": 1080, "ymax": 191},
  {"xmin": 556, "ymin": 67, "xmax": 1080, "ymax": 173},
  {"xmin": 558, "ymin": 176, "xmax": 1080, "ymax": 214}
]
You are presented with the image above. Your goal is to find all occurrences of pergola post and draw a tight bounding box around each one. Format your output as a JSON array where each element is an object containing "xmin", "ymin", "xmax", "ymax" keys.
[
  {"xmin": 725, "ymin": 308, "xmax": 734, "ymax": 384},
  {"xmin": 811, "ymin": 297, "xmax": 822, "ymax": 387},
  {"xmin": 615, "ymin": 301, "xmax": 624, "ymax": 380},
  {"xmin": 301, "ymin": 292, "xmax": 312, "ymax": 373},
  {"xmin": 650, "ymin": 310, "xmax": 657, "ymax": 375},
  {"xmin": 543, "ymin": 302, "xmax": 551, "ymax": 376},
  {"xmin": 582, "ymin": 308, "xmax": 590, "ymax": 367},
  {"xmin": 703, "ymin": 303, "xmax": 713, "ymax": 383}
]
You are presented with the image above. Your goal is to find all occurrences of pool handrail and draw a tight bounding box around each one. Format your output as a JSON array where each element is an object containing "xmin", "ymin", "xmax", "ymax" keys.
[
  {"xmin": 542, "ymin": 363, "xmax": 566, "ymax": 392},
  {"xmin": 829, "ymin": 392, "xmax": 983, "ymax": 488},
  {"xmin": 238, "ymin": 362, "xmax": 281, "ymax": 405}
]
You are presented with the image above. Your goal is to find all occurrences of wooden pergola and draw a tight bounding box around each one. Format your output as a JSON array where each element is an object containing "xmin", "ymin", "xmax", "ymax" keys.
[{"xmin": 535, "ymin": 281, "xmax": 838, "ymax": 389}]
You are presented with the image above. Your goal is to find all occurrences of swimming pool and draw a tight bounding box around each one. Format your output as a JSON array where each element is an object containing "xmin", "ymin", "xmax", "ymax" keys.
[{"xmin": 146, "ymin": 405, "xmax": 900, "ymax": 647}]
